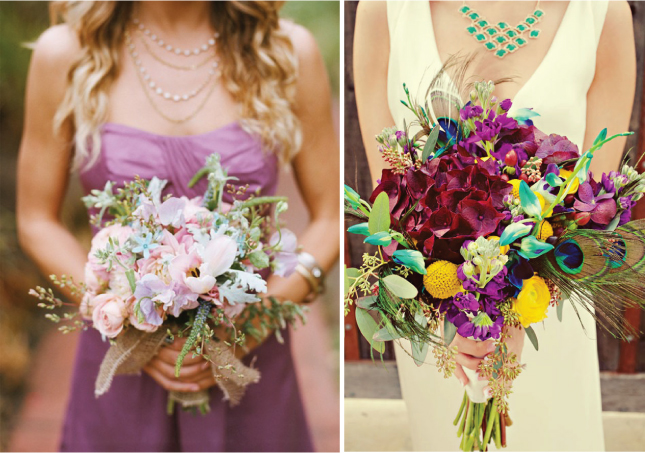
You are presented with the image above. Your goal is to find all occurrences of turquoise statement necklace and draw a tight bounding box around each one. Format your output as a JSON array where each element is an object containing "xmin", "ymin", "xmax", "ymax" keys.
[{"xmin": 459, "ymin": 1, "xmax": 544, "ymax": 59}]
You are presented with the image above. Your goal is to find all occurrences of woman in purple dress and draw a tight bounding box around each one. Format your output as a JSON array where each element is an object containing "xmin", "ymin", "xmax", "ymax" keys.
[{"xmin": 16, "ymin": 2, "xmax": 340, "ymax": 451}]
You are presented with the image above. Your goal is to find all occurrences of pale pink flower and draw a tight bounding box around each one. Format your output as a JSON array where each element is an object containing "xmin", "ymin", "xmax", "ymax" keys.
[{"xmin": 91, "ymin": 293, "xmax": 128, "ymax": 338}]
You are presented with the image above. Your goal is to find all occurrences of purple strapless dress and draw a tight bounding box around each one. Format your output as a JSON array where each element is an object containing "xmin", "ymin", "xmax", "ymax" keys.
[{"xmin": 61, "ymin": 122, "xmax": 313, "ymax": 452}]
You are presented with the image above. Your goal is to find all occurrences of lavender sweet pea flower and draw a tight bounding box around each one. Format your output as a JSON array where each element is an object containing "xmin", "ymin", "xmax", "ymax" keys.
[{"xmin": 133, "ymin": 274, "xmax": 166, "ymax": 326}]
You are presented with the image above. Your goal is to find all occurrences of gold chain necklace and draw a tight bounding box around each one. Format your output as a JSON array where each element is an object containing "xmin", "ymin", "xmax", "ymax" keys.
[
  {"xmin": 459, "ymin": 1, "xmax": 544, "ymax": 59},
  {"xmin": 126, "ymin": 32, "xmax": 219, "ymax": 124},
  {"xmin": 136, "ymin": 30, "xmax": 216, "ymax": 71}
]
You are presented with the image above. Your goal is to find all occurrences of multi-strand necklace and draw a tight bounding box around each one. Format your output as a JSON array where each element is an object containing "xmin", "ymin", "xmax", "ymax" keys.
[
  {"xmin": 459, "ymin": 1, "xmax": 544, "ymax": 59},
  {"xmin": 126, "ymin": 19, "xmax": 220, "ymax": 124}
]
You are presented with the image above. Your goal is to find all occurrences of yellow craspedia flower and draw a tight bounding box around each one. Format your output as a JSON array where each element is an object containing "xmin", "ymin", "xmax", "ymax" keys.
[
  {"xmin": 509, "ymin": 179, "xmax": 521, "ymax": 199},
  {"xmin": 536, "ymin": 220, "xmax": 554, "ymax": 241},
  {"xmin": 559, "ymin": 170, "xmax": 580, "ymax": 195},
  {"xmin": 423, "ymin": 260, "xmax": 462, "ymax": 299},
  {"xmin": 488, "ymin": 235, "xmax": 509, "ymax": 255},
  {"xmin": 513, "ymin": 276, "xmax": 551, "ymax": 328}
]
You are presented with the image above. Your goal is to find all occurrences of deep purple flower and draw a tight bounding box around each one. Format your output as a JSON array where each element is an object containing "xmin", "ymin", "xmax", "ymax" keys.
[
  {"xmin": 535, "ymin": 134, "xmax": 580, "ymax": 165},
  {"xmin": 499, "ymin": 99, "xmax": 512, "ymax": 111},
  {"xmin": 452, "ymin": 292, "xmax": 479, "ymax": 311},
  {"xmin": 459, "ymin": 198, "xmax": 506, "ymax": 237},
  {"xmin": 573, "ymin": 181, "xmax": 617, "ymax": 225},
  {"xmin": 460, "ymin": 103, "xmax": 484, "ymax": 121}
]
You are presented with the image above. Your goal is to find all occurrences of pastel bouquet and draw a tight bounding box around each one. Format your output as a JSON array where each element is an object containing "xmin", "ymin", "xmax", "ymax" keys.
[
  {"xmin": 31, "ymin": 153, "xmax": 305, "ymax": 413},
  {"xmin": 344, "ymin": 76, "xmax": 645, "ymax": 450}
]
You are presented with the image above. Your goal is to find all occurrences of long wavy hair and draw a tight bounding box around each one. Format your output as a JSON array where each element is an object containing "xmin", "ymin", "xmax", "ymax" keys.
[{"xmin": 49, "ymin": 1, "xmax": 301, "ymax": 170}]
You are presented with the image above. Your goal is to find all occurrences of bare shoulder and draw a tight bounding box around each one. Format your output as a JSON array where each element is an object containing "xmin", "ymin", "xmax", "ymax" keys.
[
  {"xmin": 32, "ymin": 24, "xmax": 80, "ymax": 72},
  {"xmin": 279, "ymin": 20, "xmax": 323, "ymax": 68},
  {"xmin": 598, "ymin": 0, "xmax": 635, "ymax": 54}
]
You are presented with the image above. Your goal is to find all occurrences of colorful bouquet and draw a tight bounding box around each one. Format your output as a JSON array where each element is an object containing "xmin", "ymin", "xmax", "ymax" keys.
[
  {"xmin": 344, "ymin": 78, "xmax": 645, "ymax": 450},
  {"xmin": 31, "ymin": 153, "xmax": 305, "ymax": 413}
]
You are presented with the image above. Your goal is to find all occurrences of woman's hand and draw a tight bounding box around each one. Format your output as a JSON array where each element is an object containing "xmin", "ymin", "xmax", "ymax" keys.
[
  {"xmin": 450, "ymin": 334, "xmax": 497, "ymax": 387},
  {"xmin": 143, "ymin": 337, "xmax": 216, "ymax": 392}
]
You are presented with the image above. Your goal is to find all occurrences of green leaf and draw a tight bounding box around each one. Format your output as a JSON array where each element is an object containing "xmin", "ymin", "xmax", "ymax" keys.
[
  {"xmin": 390, "ymin": 231, "xmax": 410, "ymax": 248},
  {"xmin": 368, "ymin": 192, "xmax": 391, "ymax": 235},
  {"xmin": 410, "ymin": 339, "xmax": 429, "ymax": 366},
  {"xmin": 499, "ymin": 222, "xmax": 532, "ymax": 246},
  {"xmin": 373, "ymin": 320, "xmax": 403, "ymax": 341},
  {"xmin": 364, "ymin": 231, "xmax": 393, "ymax": 246},
  {"xmin": 249, "ymin": 250, "xmax": 270, "ymax": 269},
  {"xmin": 382, "ymin": 274, "xmax": 418, "ymax": 299},
  {"xmin": 593, "ymin": 128, "xmax": 607, "ymax": 146},
  {"xmin": 126, "ymin": 269, "xmax": 136, "ymax": 293},
  {"xmin": 392, "ymin": 249, "xmax": 427, "ymax": 274},
  {"xmin": 518, "ymin": 235, "xmax": 554, "ymax": 259},
  {"xmin": 422, "ymin": 126, "xmax": 440, "ymax": 162},
  {"xmin": 344, "ymin": 267, "xmax": 360, "ymax": 296},
  {"xmin": 525, "ymin": 325, "xmax": 539, "ymax": 351},
  {"xmin": 519, "ymin": 180, "xmax": 542, "ymax": 219},
  {"xmin": 344, "ymin": 185, "xmax": 362, "ymax": 209},
  {"xmin": 347, "ymin": 222, "xmax": 370, "ymax": 236},
  {"xmin": 356, "ymin": 295, "xmax": 376, "ymax": 309},
  {"xmin": 356, "ymin": 307, "xmax": 385, "ymax": 354},
  {"xmin": 545, "ymin": 173, "xmax": 563, "ymax": 188},
  {"xmin": 557, "ymin": 300, "xmax": 564, "ymax": 322},
  {"xmin": 444, "ymin": 319, "xmax": 457, "ymax": 346}
]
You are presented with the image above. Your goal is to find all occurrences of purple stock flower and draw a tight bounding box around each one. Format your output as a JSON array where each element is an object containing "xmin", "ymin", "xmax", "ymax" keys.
[
  {"xmin": 499, "ymin": 99, "xmax": 512, "ymax": 111},
  {"xmin": 460, "ymin": 103, "xmax": 484, "ymax": 121},
  {"xmin": 453, "ymin": 292, "xmax": 479, "ymax": 311}
]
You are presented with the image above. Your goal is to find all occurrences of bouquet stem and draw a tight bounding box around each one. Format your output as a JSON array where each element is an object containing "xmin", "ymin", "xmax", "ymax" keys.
[{"xmin": 454, "ymin": 391, "xmax": 504, "ymax": 452}]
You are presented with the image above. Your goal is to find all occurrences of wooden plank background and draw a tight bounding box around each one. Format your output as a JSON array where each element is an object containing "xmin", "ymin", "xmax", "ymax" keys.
[{"xmin": 344, "ymin": 0, "xmax": 645, "ymax": 370}]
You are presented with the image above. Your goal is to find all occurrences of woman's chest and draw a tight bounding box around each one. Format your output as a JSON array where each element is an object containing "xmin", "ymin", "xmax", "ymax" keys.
[
  {"xmin": 106, "ymin": 46, "xmax": 240, "ymax": 136},
  {"xmin": 429, "ymin": 1, "xmax": 571, "ymax": 101}
]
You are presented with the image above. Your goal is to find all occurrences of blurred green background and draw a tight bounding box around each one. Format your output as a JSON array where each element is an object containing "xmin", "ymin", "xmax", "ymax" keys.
[{"xmin": 0, "ymin": 2, "xmax": 339, "ymax": 449}]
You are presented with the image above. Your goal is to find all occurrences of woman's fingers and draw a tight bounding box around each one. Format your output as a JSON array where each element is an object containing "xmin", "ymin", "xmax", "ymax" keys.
[
  {"xmin": 143, "ymin": 365, "xmax": 201, "ymax": 392},
  {"xmin": 455, "ymin": 351, "xmax": 483, "ymax": 371},
  {"xmin": 451, "ymin": 334, "xmax": 496, "ymax": 358},
  {"xmin": 148, "ymin": 356, "xmax": 210, "ymax": 382},
  {"xmin": 454, "ymin": 362, "xmax": 469, "ymax": 386},
  {"xmin": 192, "ymin": 374, "xmax": 217, "ymax": 391},
  {"xmin": 156, "ymin": 345, "xmax": 204, "ymax": 366}
]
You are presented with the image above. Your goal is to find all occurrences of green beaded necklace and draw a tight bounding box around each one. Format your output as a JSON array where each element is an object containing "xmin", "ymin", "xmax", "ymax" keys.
[{"xmin": 459, "ymin": 1, "xmax": 544, "ymax": 59}]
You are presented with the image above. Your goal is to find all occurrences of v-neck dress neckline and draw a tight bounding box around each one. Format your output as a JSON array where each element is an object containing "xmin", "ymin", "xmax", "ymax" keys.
[{"xmin": 425, "ymin": 0, "xmax": 575, "ymax": 107}]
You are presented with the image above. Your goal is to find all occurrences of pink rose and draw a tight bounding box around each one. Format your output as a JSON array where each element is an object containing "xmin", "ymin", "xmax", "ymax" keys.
[{"xmin": 91, "ymin": 293, "xmax": 128, "ymax": 338}]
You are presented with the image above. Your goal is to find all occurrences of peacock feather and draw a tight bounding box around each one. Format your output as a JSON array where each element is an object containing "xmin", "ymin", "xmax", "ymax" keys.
[{"xmin": 534, "ymin": 219, "xmax": 645, "ymax": 339}]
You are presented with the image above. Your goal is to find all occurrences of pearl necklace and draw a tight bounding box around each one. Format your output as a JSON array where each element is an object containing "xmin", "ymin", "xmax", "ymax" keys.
[
  {"xmin": 459, "ymin": 1, "xmax": 544, "ymax": 59},
  {"xmin": 125, "ymin": 30, "xmax": 219, "ymax": 103},
  {"xmin": 136, "ymin": 30, "xmax": 215, "ymax": 71},
  {"xmin": 132, "ymin": 18, "xmax": 219, "ymax": 57}
]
